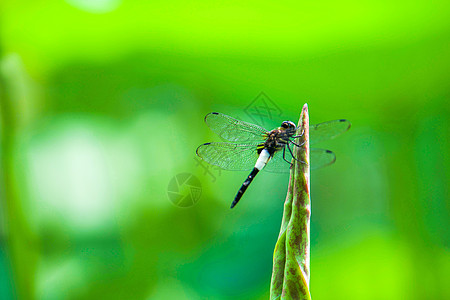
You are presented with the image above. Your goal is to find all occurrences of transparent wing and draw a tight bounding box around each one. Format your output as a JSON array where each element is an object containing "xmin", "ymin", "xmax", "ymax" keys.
[
  {"xmin": 263, "ymin": 147, "xmax": 337, "ymax": 173},
  {"xmin": 310, "ymin": 119, "xmax": 351, "ymax": 145},
  {"xmin": 310, "ymin": 148, "xmax": 336, "ymax": 170},
  {"xmin": 205, "ymin": 112, "xmax": 269, "ymax": 142},
  {"xmin": 196, "ymin": 142, "xmax": 259, "ymax": 171},
  {"xmin": 264, "ymin": 148, "xmax": 292, "ymax": 173}
]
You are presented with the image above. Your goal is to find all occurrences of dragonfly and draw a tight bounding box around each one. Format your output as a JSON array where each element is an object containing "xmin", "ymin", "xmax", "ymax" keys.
[{"xmin": 196, "ymin": 112, "xmax": 351, "ymax": 208}]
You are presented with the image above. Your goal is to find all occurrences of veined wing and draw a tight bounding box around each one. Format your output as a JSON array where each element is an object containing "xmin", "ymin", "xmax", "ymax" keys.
[
  {"xmin": 196, "ymin": 142, "xmax": 259, "ymax": 171},
  {"xmin": 310, "ymin": 119, "xmax": 351, "ymax": 145},
  {"xmin": 205, "ymin": 112, "xmax": 268, "ymax": 142},
  {"xmin": 310, "ymin": 148, "xmax": 336, "ymax": 170},
  {"xmin": 263, "ymin": 149, "xmax": 290, "ymax": 173},
  {"xmin": 263, "ymin": 147, "xmax": 337, "ymax": 173}
]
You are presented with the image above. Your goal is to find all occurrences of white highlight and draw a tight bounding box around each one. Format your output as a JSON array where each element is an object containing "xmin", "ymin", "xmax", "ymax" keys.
[
  {"xmin": 27, "ymin": 123, "xmax": 143, "ymax": 232},
  {"xmin": 255, "ymin": 149, "xmax": 270, "ymax": 170},
  {"xmin": 66, "ymin": 0, "xmax": 121, "ymax": 13}
]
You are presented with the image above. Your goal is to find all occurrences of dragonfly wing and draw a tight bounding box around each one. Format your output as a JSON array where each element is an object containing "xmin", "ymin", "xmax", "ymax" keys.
[
  {"xmin": 264, "ymin": 146, "xmax": 338, "ymax": 172},
  {"xmin": 310, "ymin": 148, "xmax": 336, "ymax": 170},
  {"xmin": 263, "ymin": 148, "xmax": 292, "ymax": 173},
  {"xmin": 196, "ymin": 142, "xmax": 259, "ymax": 171},
  {"xmin": 205, "ymin": 112, "xmax": 269, "ymax": 142},
  {"xmin": 310, "ymin": 119, "xmax": 351, "ymax": 145}
]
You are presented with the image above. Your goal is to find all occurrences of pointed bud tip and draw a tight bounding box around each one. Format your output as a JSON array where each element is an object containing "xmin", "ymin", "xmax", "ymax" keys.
[{"xmin": 302, "ymin": 103, "xmax": 309, "ymax": 116}]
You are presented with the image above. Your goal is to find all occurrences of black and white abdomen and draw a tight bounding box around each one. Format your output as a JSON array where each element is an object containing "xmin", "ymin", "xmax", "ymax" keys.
[{"xmin": 255, "ymin": 149, "xmax": 271, "ymax": 171}]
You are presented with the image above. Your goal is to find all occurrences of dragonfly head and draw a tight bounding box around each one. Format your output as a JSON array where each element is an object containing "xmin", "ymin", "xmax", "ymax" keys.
[{"xmin": 280, "ymin": 121, "xmax": 296, "ymax": 131}]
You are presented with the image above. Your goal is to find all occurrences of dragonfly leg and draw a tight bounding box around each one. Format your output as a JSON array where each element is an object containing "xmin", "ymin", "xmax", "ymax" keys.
[
  {"xmin": 289, "ymin": 139, "xmax": 305, "ymax": 148},
  {"xmin": 282, "ymin": 146, "xmax": 293, "ymax": 167},
  {"xmin": 292, "ymin": 128, "xmax": 305, "ymax": 138},
  {"xmin": 287, "ymin": 143, "xmax": 306, "ymax": 165}
]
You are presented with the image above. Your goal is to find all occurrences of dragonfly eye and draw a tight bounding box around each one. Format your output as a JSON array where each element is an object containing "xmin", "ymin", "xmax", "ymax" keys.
[{"xmin": 281, "ymin": 121, "xmax": 296, "ymax": 129}]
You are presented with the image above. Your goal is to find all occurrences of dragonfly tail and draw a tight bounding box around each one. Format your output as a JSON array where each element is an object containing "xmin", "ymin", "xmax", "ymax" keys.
[{"xmin": 231, "ymin": 167, "xmax": 260, "ymax": 208}]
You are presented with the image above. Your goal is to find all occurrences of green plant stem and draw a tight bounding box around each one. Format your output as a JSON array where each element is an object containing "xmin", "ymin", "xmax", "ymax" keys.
[
  {"xmin": 270, "ymin": 103, "xmax": 311, "ymax": 300},
  {"xmin": 0, "ymin": 54, "xmax": 37, "ymax": 299}
]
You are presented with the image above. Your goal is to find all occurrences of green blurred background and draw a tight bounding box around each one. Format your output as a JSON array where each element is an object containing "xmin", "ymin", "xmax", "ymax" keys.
[{"xmin": 0, "ymin": 0, "xmax": 449, "ymax": 299}]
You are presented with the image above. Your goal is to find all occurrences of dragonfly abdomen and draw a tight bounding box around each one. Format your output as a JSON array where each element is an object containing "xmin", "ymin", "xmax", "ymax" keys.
[
  {"xmin": 255, "ymin": 149, "xmax": 271, "ymax": 170},
  {"xmin": 231, "ymin": 167, "xmax": 259, "ymax": 208},
  {"xmin": 231, "ymin": 149, "xmax": 271, "ymax": 208}
]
